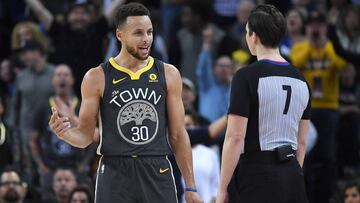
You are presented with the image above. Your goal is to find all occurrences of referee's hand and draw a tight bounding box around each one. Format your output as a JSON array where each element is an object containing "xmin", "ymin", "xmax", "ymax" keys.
[
  {"xmin": 185, "ymin": 191, "xmax": 203, "ymax": 203},
  {"xmin": 49, "ymin": 107, "xmax": 71, "ymax": 139}
]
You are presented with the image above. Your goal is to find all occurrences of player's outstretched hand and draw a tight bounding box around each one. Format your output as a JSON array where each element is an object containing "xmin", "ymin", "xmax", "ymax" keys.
[
  {"xmin": 49, "ymin": 107, "xmax": 71, "ymax": 139},
  {"xmin": 185, "ymin": 191, "xmax": 203, "ymax": 203}
]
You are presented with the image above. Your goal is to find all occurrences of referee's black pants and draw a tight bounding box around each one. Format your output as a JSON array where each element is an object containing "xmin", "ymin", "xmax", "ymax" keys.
[{"xmin": 228, "ymin": 151, "xmax": 308, "ymax": 203}]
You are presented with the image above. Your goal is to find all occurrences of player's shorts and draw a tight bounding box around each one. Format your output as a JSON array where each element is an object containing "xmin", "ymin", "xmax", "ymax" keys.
[
  {"xmin": 229, "ymin": 151, "xmax": 308, "ymax": 203},
  {"xmin": 95, "ymin": 155, "xmax": 178, "ymax": 203}
]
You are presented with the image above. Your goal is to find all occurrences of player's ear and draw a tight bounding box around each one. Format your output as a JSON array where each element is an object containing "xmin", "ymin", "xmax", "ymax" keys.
[{"xmin": 116, "ymin": 28, "xmax": 122, "ymax": 42}]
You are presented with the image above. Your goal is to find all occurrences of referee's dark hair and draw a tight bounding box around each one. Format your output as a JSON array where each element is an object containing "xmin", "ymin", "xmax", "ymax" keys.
[
  {"xmin": 248, "ymin": 4, "xmax": 286, "ymax": 48},
  {"xmin": 114, "ymin": 2, "xmax": 150, "ymax": 29}
]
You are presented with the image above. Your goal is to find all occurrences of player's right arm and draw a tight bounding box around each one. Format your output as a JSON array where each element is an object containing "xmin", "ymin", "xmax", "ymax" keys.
[{"xmin": 49, "ymin": 67, "xmax": 104, "ymax": 148}]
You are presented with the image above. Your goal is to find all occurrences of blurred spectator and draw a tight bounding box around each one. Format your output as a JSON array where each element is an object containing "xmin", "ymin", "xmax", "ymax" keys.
[
  {"xmin": 0, "ymin": 59, "xmax": 16, "ymax": 123},
  {"xmin": 280, "ymin": 8, "xmax": 307, "ymax": 59},
  {"xmin": 10, "ymin": 40, "xmax": 54, "ymax": 184},
  {"xmin": 336, "ymin": 5, "xmax": 360, "ymax": 54},
  {"xmin": 170, "ymin": 0, "xmax": 224, "ymax": 83},
  {"xmin": 25, "ymin": 0, "xmax": 124, "ymax": 97},
  {"xmin": 52, "ymin": 168, "xmax": 77, "ymax": 203},
  {"xmin": 149, "ymin": 8, "xmax": 169, "ymax": 62},
  {"xmin": 30, "ymin": 64, "xmax": 94, "ymax": 202},
  {"xmin": 0, "ymin": 0, "xmax": 27, "ymax": 60},
  {"xmin": 160, "ymin": 0, "xmax": 184, "ymax": 45},
  {"xmin": 0, "ymin": 166, "xmax": 27, "ymax": 203},
  {"xmin": 327, "ymin": 0, "xmax": 349, "ymax": 26},
  {"xmin": 337, "ymin": 65, "xmax": 360, "ymax": 178},
  {"xmin": 328, "ymin": 5, "xmax": 360, "ymax": 70},
  {"xmin": 212, "ymin": 0, "xmax": 237, "ymax": 29},
  {"xmin": 196, "ymin": 26, "xmax": 233, "ymax": 122},
  {"xmin": 11, "ymin": 21, "xmax": 50, "ymax": 54},
  {"xmin": 290, "ymin": 0, "xmax": 317, "ymax": 11},
  {"xmin": 68, "ymin": 185, "xmax": 92, "ymax": 203},
  {"xmin": 182, "ymin": 77, "xmax": 197, "ymax": 112},
  {"xmin": 343, "ymin": 181, "xmax": 360, "ymax": 203},
  {"xmin": 0, "ymin": 99, "xmax": 12, "ymax": 172},
  {"xmin": 228, "ymin": 0, "xmax": 255, "ymax": 46},
  {"xmin": 217, "ymin": 0, "xmax": 255, "ymax": 58},
  {"xmin": 184, "ymin": 110, "xmax": 220, "ymax": 203},
  {"xmin": 291, "ymin": 10, "xmax": 348, "ymax": 203}
]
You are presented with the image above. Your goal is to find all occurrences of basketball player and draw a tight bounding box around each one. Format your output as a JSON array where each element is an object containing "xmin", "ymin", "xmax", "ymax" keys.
[
  {"xmin": 216, "ymin": 4, "xmax": 310, "ymax": 203},
  {"xmin": 49, "ymin": 3, "xmax": 202, "ymax": 203}
]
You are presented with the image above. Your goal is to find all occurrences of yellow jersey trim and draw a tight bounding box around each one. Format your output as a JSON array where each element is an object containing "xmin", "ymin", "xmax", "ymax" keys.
[{"xmin": 109, "ymin": 57, "xmax": 154, "ymax": 80}]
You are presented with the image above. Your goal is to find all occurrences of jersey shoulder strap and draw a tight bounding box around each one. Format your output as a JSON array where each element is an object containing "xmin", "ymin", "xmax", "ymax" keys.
[{"xmin": 153, "ymin": 58, "xmax": 167, "ymax": 91}]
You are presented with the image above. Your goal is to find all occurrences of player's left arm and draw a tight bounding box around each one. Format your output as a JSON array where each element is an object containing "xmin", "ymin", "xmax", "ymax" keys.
[{"xmin": 164, "ymin": 63, "xmax": 203, "ymax": 203}]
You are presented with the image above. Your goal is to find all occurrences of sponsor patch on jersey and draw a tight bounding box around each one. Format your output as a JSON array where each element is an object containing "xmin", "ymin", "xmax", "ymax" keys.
[{"xmin": 149, "ymin": 73, "xmax": 158, "ymax": 82}]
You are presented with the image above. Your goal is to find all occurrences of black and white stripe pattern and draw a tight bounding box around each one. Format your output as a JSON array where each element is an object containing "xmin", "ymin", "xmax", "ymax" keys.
[{"xmin": 258, "ymin": 76, "xmax": 309, "ymax": 151}]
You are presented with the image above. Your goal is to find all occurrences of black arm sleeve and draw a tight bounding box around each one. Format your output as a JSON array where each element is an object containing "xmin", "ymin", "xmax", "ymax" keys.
[{"xmin": 228, "ymin": 69, "xmax": 250, "ymax": 117}]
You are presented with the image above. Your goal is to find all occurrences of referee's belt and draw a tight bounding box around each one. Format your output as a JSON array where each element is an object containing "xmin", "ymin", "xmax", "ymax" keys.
[{"xmin": 240, "ymin": 146, "xmax": 296, "ymax": 164}]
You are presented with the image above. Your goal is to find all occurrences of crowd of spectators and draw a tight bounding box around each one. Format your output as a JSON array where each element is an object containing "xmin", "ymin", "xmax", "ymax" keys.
[{"xmin": 0, "ymin": 0, "xmax": 359, "ymax": 202}]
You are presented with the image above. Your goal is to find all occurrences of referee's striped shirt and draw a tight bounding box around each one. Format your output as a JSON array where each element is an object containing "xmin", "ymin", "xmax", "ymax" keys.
[{"xmin": 228, "ymin": 59, "xmax": 311, "ymax": 152}]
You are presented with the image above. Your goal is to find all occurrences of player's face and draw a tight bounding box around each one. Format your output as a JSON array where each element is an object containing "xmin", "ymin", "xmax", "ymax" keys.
[
  {"xmin": 245, "ymin": 23, "xmax": 256, "ymax": 55},
  {"xmin": 117, "ymin": 16, "xmax": 153, "ymax": 60},
  {"xmin": 344, "ymin": 187, "xmax": 360, "ymax": 203},
  {"xmin": 53, "ymin": 64, "xmax": 74, "ymax": 93},
  {"xmin": 70, "ymin": 191, "xmax": 89, "ymax": 203}
]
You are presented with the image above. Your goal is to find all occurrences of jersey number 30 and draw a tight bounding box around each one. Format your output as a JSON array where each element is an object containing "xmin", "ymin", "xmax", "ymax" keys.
[
  {"xmin": 131, "ymin": 126, "xmax": 149, "ymax": 141},
  {"xmin": 282, "ymin": 85, "xmax": 292, "ymax": 115}
]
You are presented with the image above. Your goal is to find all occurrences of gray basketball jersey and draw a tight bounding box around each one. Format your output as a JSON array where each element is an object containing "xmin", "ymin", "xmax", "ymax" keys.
[{"xmin": 97, "ymin": 57, "xmax": 172, "ymax": 156}]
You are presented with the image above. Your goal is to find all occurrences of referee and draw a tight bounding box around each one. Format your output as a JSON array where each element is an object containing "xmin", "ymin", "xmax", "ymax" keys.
[{"xmin": 216, "ymin": 4, "xmax": 310, "ymax": 203}]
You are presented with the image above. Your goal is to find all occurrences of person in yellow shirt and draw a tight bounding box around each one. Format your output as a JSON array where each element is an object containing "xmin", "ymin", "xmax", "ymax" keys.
[{"xmin": 291, "ymin": 10, "xmax": 347, "ymax": 203}]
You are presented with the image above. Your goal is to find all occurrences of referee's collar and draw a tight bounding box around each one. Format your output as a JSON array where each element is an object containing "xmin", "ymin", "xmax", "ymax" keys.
[{"xmin": 258, "ymin": 59, "xmax": 290, "ymax": 66}]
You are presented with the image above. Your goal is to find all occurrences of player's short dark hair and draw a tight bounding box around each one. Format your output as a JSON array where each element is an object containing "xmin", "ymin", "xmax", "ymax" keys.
[
  {"xmin": 114, "ymin": 2, "xmax": 150, "ymax": 28},
  {"xmin": 248, "ymin": 4, "xmax": 286, "ymax": 48}
]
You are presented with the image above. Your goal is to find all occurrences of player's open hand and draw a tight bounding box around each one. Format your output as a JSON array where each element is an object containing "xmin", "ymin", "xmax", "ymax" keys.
[
  {"xmin": 54, "ymin": 96, "xmax": 75, "ymax": 118},
  {"xmin": 185, "ymin": 191, "xmax": 203, "ymax": 203},
  {"xmin": 49, "ymin": 107, "xmax": 71, "ymax": 139}
]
